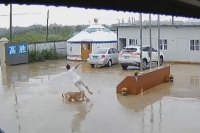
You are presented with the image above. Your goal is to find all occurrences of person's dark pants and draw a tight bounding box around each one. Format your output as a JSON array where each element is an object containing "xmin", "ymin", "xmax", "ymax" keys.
[{"xmin": 0, "ymin": 128, "xmax": 5, "ymax": 133}]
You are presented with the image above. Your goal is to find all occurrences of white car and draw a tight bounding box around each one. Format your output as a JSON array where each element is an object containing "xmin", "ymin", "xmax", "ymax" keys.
[
  {"xmin": 118, "ymin": 45, "xmax": 164, "ymax": 70},
  {"xmin": 87, "ymin": 47, "xmax": 119, "ymax": 67}
]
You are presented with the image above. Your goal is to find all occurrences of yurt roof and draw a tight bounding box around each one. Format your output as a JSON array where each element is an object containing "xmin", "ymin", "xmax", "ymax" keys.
[{"xmin": 67, "ymin": 19, "xmax": 117, "ymax": 43}]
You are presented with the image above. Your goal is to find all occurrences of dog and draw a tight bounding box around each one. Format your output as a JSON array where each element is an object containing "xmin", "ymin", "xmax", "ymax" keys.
[{"xmin": 62, "ymin": 91, "xmax": 90, "ymax": 103}]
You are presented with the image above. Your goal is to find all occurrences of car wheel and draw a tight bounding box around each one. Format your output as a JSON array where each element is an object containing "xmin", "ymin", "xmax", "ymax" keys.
[
  {"xmin": 106, "ymin": 59, "xmax": 112, "ymax": 67},
  {"xmin": 90, "ymin": 64, "xmax": 95, "ymax": 68},
  {"xmin": 143, "ymin": 59, "xmax": 147, "ymax": 70},
  {"xmin": 121, "ymin": 65, "xmax": 128, "ymax": 70}
]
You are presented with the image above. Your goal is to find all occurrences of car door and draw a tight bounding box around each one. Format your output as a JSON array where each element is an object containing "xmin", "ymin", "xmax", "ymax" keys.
[
  {"xmin": 112, "ymin": 48, "xmax": 119, "ymax": 63},
  {"xmin": 108, "ymin": 48, "xmax": 115, "ymax": 63},
  {"xmin": 142, "ymin": 46, "xmax": 150, "ymax": 61}
]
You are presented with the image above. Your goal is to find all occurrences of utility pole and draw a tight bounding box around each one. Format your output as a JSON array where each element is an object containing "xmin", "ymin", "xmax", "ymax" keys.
[
  {"xmin": 157, "ymin": 14, "xmax": 161, "ymax": 67},
  {"xmin": 46, "ymin": 9, "xmax": 49, "ymax": 43},
  {"xmin": 172, "ymin": 16, "xmax": 174, "ymax": 25},
  {"xmin": 139, "ymin": 13, "xmax": 143, "ymax": 72},
  {"xmin": 10, "ymin": 4, "xmax": 12, "ymax": 42},
  {"xmin": 149, "ymin": 14, "xmax": 152, "ymax": 69}
]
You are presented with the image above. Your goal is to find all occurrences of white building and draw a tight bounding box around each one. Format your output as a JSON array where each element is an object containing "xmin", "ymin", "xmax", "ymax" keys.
[
  {"xmin": 67, "ymin": 19, "xmax": 117, "ymax": 61},
  {"xmin": 117, "ymin": 25, "xmax": 200, "ymax": 63}
]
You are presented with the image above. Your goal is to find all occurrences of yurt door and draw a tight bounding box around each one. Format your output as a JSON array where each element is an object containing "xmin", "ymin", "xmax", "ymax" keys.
[{"xmin": 81, "ymin": 42, "xmax": 92, "ymax": 60}]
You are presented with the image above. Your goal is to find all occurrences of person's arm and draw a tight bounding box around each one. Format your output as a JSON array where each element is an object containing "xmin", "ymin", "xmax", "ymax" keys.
[{"xmin": 74, "ymin": 62, "xmax": 81, "ymax": 69}]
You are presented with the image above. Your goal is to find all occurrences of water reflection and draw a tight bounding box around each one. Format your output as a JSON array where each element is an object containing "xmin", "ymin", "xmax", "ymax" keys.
[
  {"xmin": 81, "ymin": 62, "xmax": 119, "ymax": 74},
  {"xmin": 0, "ymin": 60, "xmax": 68, "ymax": 132},
  {"xmin": 158, "ymin": 100, "xmax": 162, "ymax": 133},
  {"xmin": 117, "ymin": 84, "xmax": 171, "ymax": 112},
  {"xmin": 150, "ymin": 104, "xmax": 154, "ymax": 133},
  {"xmin": 12, "ymin": 82, "xmax": 21, "ymax": 133},
  {"xmin": 0, "ymin": 60, "xmax": 67, "ymax": 89},
  {"xmin": 71, "ymin": 102, "xmax": 93, "ymax": 133},
  {"xmin": 117, "ymin": 85, "xmax": 168, "ymax": 133},
  {"xmin": 190, "ymin": 75, "xmax": 199, "ymax": 86},
  {"xmin": 141, "ymin": 110, "xmax": 145, "ymax": 133},
  {"xmin": 140, "ymin": 100, "xmax": 163, "ymax": 133}
]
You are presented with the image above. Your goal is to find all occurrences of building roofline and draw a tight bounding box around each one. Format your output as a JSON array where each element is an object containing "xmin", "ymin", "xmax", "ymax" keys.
[{"xmin": 116, "ymin": 25, "xmax": 200, "ymax": 28}]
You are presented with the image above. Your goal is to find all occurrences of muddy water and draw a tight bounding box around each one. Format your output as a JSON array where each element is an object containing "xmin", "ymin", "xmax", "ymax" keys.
[{"xmin": 0, "ymin": 60, "xmax": 200, "ymax": 133}]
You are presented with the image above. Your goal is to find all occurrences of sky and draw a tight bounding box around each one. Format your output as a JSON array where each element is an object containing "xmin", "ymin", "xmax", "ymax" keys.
[{"xmin": 0, "ymin": 4, "xmax": 195, "ymax": 28}]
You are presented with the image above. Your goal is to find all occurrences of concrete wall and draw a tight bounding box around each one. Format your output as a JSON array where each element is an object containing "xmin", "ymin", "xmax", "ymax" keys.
[{"xmin": 117, "ymin": 26, "xmax": 200, "ymax": 62}]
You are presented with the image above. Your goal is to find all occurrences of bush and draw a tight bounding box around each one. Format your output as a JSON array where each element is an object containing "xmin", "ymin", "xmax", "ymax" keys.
[{"xmin": 28, "ymin": 49, "xmax": 66, "ymax": 63}]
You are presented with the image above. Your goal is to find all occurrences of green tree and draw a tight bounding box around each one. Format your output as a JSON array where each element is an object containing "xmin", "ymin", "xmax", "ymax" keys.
[{"xmin": 0, "ymin": 24, "xmax": 114, "ymax": 43}]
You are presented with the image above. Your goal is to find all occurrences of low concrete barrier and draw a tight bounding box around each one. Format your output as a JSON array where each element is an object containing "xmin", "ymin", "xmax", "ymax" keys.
[{"xmin": 116, "ymin": 65, "xmax": 170, "ymax": 95}]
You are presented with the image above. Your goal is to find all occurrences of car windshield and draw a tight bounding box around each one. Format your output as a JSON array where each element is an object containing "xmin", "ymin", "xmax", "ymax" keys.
[
  {"xmin": 121, "ymin": 47, "xmax": 137, "ymax": 52},
  {"xmin": 92, "ymin": 49, "xmax": 107, "ymax": 54}
]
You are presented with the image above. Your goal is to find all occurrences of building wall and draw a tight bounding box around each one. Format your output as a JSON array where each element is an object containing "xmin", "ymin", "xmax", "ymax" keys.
[{"xmin": 118, "ymin": 26, "xmax": 200, "ymax": 62}]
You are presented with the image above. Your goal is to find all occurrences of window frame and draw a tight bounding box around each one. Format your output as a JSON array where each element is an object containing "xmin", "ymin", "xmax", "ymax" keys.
[
  {"xmin": 189, "ymin": 39, "xmax": 200, "ymax": 51},
  {"xmin": 108, "ymin": 48, "xmax": 114, "ymax": 54},
  {"xmin": 159, "ymin": 39, "xmax": 168, "ymax": 51},
  {"xmin": 129, "ymin": 39, "xmax": 138, "ymax": 45},
  {"xmin": 112, "ymin": 48, "xmax": 118, "ymax": 53}
]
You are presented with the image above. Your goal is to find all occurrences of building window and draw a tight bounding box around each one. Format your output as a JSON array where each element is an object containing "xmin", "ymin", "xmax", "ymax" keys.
[
  {"xmin": 159, "ymin": 39, "xmax": 167, "ymax": 50},
  {"xmin": 129, "ymin": 39, "xmax": 137, "ymax": 45},
  {"xmin": 190, "ymin": 40, "xmax": 200, "ymax": 51}
]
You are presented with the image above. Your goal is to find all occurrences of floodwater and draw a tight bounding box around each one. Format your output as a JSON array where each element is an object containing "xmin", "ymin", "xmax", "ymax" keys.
[{"xmin": 0, "ymin": 60, "xmax": 200, "ymax": 133}]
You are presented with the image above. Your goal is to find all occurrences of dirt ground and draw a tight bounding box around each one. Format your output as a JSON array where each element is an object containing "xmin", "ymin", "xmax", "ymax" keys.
[{"xmin": 0, "ymin": 59, "xmax": 200, "ymax": 133}]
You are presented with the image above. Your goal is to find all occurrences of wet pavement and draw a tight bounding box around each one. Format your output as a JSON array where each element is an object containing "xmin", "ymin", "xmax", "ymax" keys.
[{"xmin": 0, "ymin": 60, "xmax": 200, "ymax": 133}]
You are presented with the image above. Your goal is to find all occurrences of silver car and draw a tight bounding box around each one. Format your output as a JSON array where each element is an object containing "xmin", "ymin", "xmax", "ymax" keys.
[{"xmin": 87, "ymin": 47, "xmax": 119, "ymax": 67}]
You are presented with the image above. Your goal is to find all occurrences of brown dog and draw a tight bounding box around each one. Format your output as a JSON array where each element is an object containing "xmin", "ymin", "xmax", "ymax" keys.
[
  {"xmin": 62, "ymin": 91, "xmax": 90, "ymax": 103},
  {"xmin": 62, "ymin": 92, "xmax": 83, "ymax": 102}
]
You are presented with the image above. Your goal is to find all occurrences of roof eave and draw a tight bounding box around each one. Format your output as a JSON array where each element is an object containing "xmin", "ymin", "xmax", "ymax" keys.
[{"xmin": 2, "ymin": 0, "xmax": 200, "ymax": 18}]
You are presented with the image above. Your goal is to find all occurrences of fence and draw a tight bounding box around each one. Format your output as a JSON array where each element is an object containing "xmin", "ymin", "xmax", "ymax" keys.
[{"xmin": 27, "ymin": 40, "xmax": 67, "ymax": 56}]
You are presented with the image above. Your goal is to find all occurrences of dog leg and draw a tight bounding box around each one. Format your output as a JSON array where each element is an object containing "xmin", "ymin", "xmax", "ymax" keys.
[
  {"xmin": 86, "ymin": 98, "xmax": 90, "ymax": 101},
  {"xmin": 81, "ymin": 91, "xmax": 90, "ymax": 101},
  {"xmin": 62, "ymin": 93, "xmax": 67, "ymax": 103},
  {"xmin": 68, "ymin": 98, "xmax": 72, "ymax": 102}
]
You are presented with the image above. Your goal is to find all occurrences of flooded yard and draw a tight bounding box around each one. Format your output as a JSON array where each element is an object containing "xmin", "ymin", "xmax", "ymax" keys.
[{"xmin": 0, "ymin": 60, "xmax": 200, "ymax": 133}]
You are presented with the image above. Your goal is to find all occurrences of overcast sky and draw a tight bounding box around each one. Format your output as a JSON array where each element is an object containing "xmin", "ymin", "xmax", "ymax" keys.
[{"xmin": 0, "ymin": 4, "xmax": 193, "ymax": 28}]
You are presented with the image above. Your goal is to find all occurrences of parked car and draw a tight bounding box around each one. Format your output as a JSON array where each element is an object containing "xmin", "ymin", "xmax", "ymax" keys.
[
  {"xmin": 118, "ymin": 45, "xmax": 164, "ymax": 70},
  {"xmin": 87, "ymin": 47, "xmax": 119, "ymax": 67}
]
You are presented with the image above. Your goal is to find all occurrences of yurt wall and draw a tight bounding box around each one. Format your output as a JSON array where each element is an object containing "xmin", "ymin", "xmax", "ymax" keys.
[{"xmin": 67, "ymin": 43, "xmax": 81, "ymax": 61}]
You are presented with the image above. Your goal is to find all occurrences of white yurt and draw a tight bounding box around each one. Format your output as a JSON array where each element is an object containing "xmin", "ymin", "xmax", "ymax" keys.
[{"xmin": 67, "ymin": 18, "xmax": 117, "ymax": 61}]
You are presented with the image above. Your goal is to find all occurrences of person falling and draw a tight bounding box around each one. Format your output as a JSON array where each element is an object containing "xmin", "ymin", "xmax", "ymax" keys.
[{"xmin": 66, "ymin": 62, "xmax": 93, "ymax": 101}]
